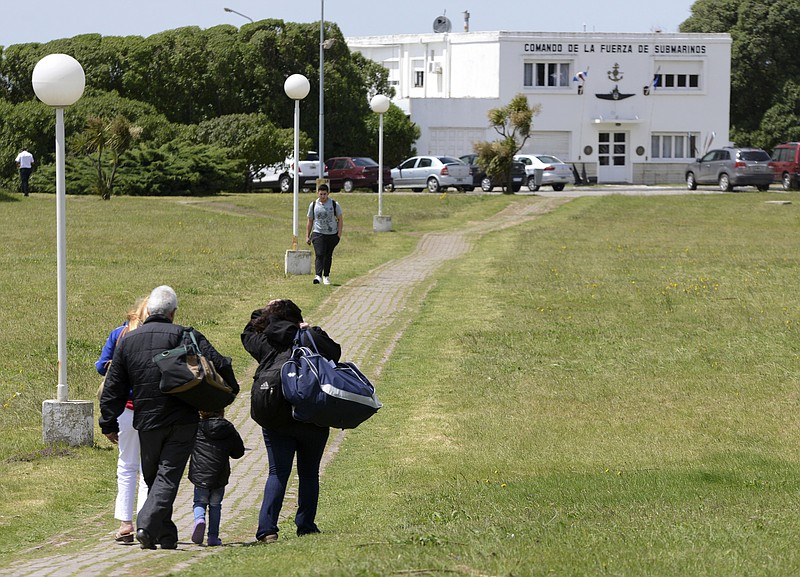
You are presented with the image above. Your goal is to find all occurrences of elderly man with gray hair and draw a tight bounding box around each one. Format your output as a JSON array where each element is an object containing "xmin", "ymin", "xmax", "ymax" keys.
[{"xmin": 100, "ymin": 285, "xmax": 240, "ymax": 550}]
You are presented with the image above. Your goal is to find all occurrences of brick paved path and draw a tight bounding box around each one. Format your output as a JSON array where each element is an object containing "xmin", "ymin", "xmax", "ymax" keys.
[{"xmin": 3, "ymin": 197, "xmax": 566, "ymax": 577}]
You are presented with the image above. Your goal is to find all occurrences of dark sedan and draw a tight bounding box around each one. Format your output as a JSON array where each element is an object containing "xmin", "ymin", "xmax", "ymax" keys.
[{"xmin": 459, "ymin": 154, "xmax": 526, "ymax": 192}]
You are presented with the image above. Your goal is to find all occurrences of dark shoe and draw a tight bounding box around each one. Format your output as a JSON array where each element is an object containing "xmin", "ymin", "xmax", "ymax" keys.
[
  {"xmin": 136, "ymin": 528, "xmax": 156, "ymax": 550},
  {"xmin": 191, "ymin": 518, "xmax": 206, "ymax": 545},
  {"xmin": 207, "ymin": 535, "xmax": 222, "ymax": 546},
  {"xmin": 297, "ymin": 526, "xmax": 321, "ymax": 537},
  {"xmin": 257, "ymin": 533, "xmax": 278, "ymax": 544},
  {"xmin": 160, "ymin": 539, "xmax": 178, "ymax": 550}
]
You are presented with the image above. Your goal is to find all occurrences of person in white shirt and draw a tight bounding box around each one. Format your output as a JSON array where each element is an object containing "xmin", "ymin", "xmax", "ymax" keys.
[{"xmin": 14, "ymin": 147, "xmax": 34, "ymax": 196}]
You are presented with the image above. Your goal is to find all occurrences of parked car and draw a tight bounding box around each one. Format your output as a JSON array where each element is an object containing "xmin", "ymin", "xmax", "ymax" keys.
[
  {"xmin": 251, "ymin": 151, "xmax": 326, "ymax": 192},
  {"xmin": 459, "ymin": 154, "xmax": 526, "ymax": 192},
  {"xmin": 769, "ymin": 142, "xmax": 800, "ymax": 190},
  {"xmin": 388, "ymin": 156, "xmax": 471, "ymax": 192},
  {"xmin": 685, "ymin": 147, "xmax": 772, "ymax": 192},
  {"xmin": 325, "ymin": 157, "xmax": 392, "ymax": 192},
  {"xmin": 513, "ymin": 154, "xmax": 573, "ymax": 191}
]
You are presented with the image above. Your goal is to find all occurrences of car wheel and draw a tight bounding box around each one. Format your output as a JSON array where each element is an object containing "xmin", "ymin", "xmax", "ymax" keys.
[
  {"xmin": 343, "ymin": 179, "xmax": 355, "ymax": 193},
  {"xmin": 782, "ymin": 172, "xmax": 793, "ymax": 191},
  {"xmin": 480, "ymin": 177, "xmax": 493, "ymax": 192},
  {"xmin": 552, "ymin": 183, "xmax": 565, "ymax": 192},
  {"xmin": 427, "ymin": 177, "xmax": 440, "ymax": 193},
  {"xmin": 757, "ymin": 184, "xmax": 770, "ymax": 192},
  {"xmin": 279, "ymin": 175, "xmax": 292, "ymax": 193},
  {"xmin": 686, "ymin": 172, "xmax": 697, "ymax": 190},
  {"xmin": 463, "ymin": 186, "xmax": 475, "ymax": 192},
  {"xmin": 384, "ymin": 183, "xmax": 394, "ymax": 192},
  {"xmin": 511, "ymin": 184, "xmax": 522, "ymax": 192},
  {"xmin": 527, "ymin": 176, "xmax": 540, "ymax": 192},
  {"xmin": 718, "ymin": 173, "xmax": 732, "ymax": 192},
  {"xmin": 412, "ymin": 188, "xmax": 423, "ymax": 192}
]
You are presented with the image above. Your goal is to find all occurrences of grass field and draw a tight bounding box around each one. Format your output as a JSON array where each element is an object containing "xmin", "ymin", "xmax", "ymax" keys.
[{"xmin": 2, "ymin": 189, "xmax": 800, "ymax": 576}]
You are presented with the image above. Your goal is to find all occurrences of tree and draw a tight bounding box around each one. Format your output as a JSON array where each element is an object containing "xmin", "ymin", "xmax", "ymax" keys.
[
  {"xmin": 0, "ymin": 19, "xmax": 409, "ymax": 195},
  {"xmin": 75, "ymin": 115, "xmax": 142, "ymax": 199},
  {"xmin": 474, "ymin": 94, "xmax": 539, "ymax": 194},
  {"xmin": 681, "ymin": 0, "xmax": 800, "ymax": 149},
  {"xmin": 192, "ymin": 113, "xmax": 298, "ymax": 190}
]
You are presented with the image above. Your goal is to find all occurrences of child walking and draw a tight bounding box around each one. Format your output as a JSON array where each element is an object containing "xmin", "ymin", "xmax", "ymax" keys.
[{"xmin": 189, "ymin": 409, "xmax": 245, "ymax": 546}]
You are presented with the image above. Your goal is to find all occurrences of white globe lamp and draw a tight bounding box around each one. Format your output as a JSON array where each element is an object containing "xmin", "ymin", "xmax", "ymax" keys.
[{"xmin": 370, "ymin": 95, "xmax": 392, "ymax": 231}]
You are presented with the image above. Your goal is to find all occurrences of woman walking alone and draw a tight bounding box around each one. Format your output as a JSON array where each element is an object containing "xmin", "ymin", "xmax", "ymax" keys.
[{"xmin": 306, "ymin": 184, "xmax": 343, "ymax": 285}]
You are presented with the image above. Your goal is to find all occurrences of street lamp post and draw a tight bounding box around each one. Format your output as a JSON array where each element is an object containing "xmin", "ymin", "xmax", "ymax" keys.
[
  {"xmin": 32, "ymin": 53, "xmax": 92, "ymax": 446},
  {"xmin": 223, "ymin": 7, "xmax": 254, "ymax": 22},
  {"xmin": 370, "ymin": 94, "xmax": 392, "ymax": 232},
  {"xmin": 284, "ymin": 74, "xmax": 313, "ymax": 275},
  {"xmin": 319, "ymin": 0, "xmax": 325, "ymax": 181}
]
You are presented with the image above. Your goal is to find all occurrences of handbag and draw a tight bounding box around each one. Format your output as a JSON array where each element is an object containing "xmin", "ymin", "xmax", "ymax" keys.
[
  {"xmin": 281, "ymin": 329, "xmax": 382, "ymax": 429},
  {"xmin": 153, "ymin": 327, "xmax": 235, "ymax": 411}
]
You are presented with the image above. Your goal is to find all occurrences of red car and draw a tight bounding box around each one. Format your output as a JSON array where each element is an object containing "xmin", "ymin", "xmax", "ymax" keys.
[{"xmin": 325, "ymin": 157, "xmax": 392, "ymax": 192}]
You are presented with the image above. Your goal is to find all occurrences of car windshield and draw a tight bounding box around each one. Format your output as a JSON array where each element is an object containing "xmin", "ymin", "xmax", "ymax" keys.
[
  {"xmin": 353, "ymin": 158, "xmax": 378, "ymax": 166},
  {"xmin": 438, "ymin": 156, "xmax": 462, "ymax": 164},
  {"xmin": 536, "ymin": 155, "xmax": 563, "ymax": 164},
  {"xmin": 738, "ymin": 150, "xmax": 770, "ymax": 162}
]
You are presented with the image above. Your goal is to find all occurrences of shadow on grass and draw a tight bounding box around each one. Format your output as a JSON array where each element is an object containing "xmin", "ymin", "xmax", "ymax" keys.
[{"xmin": 0, "ymin": 190, "xmax": 20, "ymax": 202}]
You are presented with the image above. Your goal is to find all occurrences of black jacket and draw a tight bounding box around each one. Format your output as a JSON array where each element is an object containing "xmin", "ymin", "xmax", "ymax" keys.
[
  {"xmin": 241, "ymin": 310, "xmax": 341, "ymax": 367},
  {"xmin": 241, "ymin": 309, "xmax": 341, "ymax": 428},
  {"xmin": 188, "ymin": 416, "xmax": 245, "ymax": 489},
  {"xmin": 99, "ymin": 315, "xmax": 239, "ymax": 434}
]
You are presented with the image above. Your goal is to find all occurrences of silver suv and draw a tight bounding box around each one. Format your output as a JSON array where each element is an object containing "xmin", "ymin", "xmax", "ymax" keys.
[{"xmin": 685, "ymin": 147, "xmax": 772, "ymax": 192}]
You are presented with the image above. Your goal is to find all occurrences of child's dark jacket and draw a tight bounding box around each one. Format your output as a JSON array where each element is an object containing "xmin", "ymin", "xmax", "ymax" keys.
[{"xmin": 189, "ymin": 417, "xmax": 245, "ymax": 490}]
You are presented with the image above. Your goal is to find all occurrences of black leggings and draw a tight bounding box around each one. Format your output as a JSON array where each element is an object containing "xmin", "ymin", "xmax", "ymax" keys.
[{"xmin": 311, "ymin": 233, "xmax": 340, "ymax": 277}]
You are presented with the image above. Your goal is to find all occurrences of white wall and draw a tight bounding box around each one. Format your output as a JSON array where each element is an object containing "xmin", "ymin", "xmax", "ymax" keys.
[{"xmin": 348, "ymin": 31, "xmax": 732, "ymax": 183}]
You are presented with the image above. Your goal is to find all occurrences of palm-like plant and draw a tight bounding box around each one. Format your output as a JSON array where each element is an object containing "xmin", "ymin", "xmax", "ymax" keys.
[{"xmin": 76, "ymin": 115, "xmax": 142, "ymax": 199}]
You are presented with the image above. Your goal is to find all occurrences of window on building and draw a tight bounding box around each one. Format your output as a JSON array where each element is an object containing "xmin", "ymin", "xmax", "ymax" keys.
[
  {"xmin": 523, "ymin": 62, "xmax": 571, "ymax": 88},
  {"xmin": 652, "ymin": 64, "xmax": 701, "ymax": 91},
  {"xmin": 651, "ymin": 133, "xmax": 699, "ymax": 159},
  {"xmin": 414, "ymin": 70, "xmax": 424, "ymax": 88}
]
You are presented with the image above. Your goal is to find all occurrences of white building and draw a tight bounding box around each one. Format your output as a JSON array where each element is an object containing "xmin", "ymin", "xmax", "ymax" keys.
[{"xmin": 347, "ymin": 30, "xmax": 732, "ymax": 185}]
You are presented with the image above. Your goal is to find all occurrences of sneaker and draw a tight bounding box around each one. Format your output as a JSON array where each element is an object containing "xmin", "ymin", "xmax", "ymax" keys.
[
  {"xmin": 313, "ymin": 275, "xmax": 321, "ymax": 284},
  {"xmin": 207, "ymin": 536, "xmax": 222, "ymax": 547},
  {"xmin": 191, "ymin": 519, "xmax": 206, "ymax": 545},
  {"xmin": 322, "ymin": 276, "xmax": 331, "ymax": 285},
  {"xmin": 257, "ymin": 533, "xmax": 278, "ymax": 544},
  {"xmin": 297, "ymin": 526, "xmax": 321, "ymax": 537}
]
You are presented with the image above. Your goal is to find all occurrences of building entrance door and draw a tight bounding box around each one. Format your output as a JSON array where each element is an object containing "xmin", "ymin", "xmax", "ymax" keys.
[{"xmin": 597, "ymin": 131, "xmax": 629, "ymax": 183}]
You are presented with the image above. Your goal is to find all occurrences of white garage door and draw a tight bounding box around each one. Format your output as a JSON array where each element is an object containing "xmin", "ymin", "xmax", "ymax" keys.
[
  {"xmin": 521, "ymin": 132, "xmax": 571, "ymax": 161},
  {"xmin": 428, "ymin": 128, "xmax": 487, "ymax": 156}
]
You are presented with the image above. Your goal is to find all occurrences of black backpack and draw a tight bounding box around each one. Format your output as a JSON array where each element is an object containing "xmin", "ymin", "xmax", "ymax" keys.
[{"xmin": 250, "ymin": 346, "xmax": 294, "ymax": 428}]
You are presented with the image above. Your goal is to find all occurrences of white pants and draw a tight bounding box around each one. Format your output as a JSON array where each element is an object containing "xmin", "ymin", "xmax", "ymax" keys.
[{"xmin": 114, "ymin": 407, "xmax": 148, "ymax": 522}]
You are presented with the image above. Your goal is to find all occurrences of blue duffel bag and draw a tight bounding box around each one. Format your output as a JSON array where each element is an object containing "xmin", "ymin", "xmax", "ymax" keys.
[{"xmin": 281, "ymin": 330, "xmax": 382, "ymax": 429}]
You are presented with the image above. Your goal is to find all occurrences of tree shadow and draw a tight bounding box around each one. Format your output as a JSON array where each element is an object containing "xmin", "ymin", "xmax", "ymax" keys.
[{"xmin": 0, "ymin": 190, "xmax": 20, "ymax": 202}]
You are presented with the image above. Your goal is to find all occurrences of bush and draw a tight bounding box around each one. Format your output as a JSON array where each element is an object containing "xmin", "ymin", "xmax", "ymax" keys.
[{"xmin": 29, "ymin": 140, "xmax": 243, "ymax": 196}]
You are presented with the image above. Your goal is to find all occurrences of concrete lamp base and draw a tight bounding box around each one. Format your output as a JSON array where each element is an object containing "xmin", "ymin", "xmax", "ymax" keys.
[
  {"xmin": 42, "ymin": 399, "xmax": 94, "ymax": 446},
  {"xmin": 373, "ymin": 215, "xmax": 393, "ymax": 233},
  {"xmin": 285, "ymin": 249, "xmax": 312, "ymax": 275}
]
